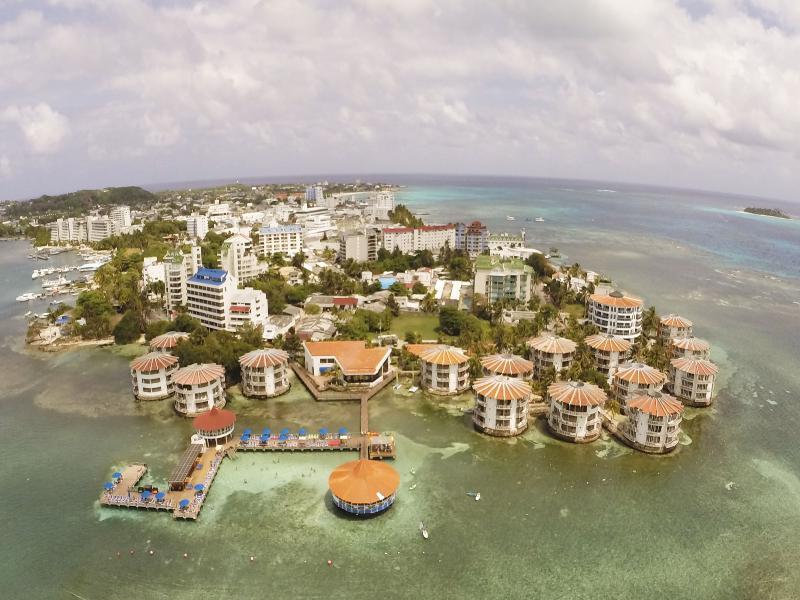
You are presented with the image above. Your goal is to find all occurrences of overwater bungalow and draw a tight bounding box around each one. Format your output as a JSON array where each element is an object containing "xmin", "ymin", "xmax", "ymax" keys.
[
  {"xmin": 302, "ymin": 341, "xmax": 392, "ymax": 388},
  {"xmin": 328, "ymin": 459, "xmax": 400, "ymax": 516},
  {"xmin": 586, "ymin": 290, "xmax": 643, "ymax": 341},
  {"xmin": 173, "ymin": 363, "xmax": 226, "ymax": 416},
  {"xmin": 239, "ymin": 348, "xmax": 290, "ymax": 398},
  {"xmin": 406, "ymin": 344, "xmax": 471, "ymax": 395},
  {"xmin": 149, "ymin": 331, "xmax": 190, "ymax": 354},
  {"xmin": 480, "ymin": 353, "xmax": 533, "ymax": 380},
  {"xmin": 620, "ymin": 390, "xmax": 683, "ymax": 454},
  {"xmin": 546, "ymin": 380, "xmax": 607, "ymax": 443},
  {"xmin": 584, "ymin": 333, "xmax": 632, "ymax": 377},
  {"xmin": 472, "ymin": 374, "xmax": 532, "ymax": 436},
  {"xmin": 527, "ymin": 334, "xmax": 576, "ymax": 379},
  {"xmin": 612, "ymin": 362, "xmax": 666, "ymax": 412},
  {"xmin": 658, "ymin": 314, "xmax": 693, "ymax": 342},
  {"xmin": 668, "ymin": 357, "xmax": 718, "ymax": 407},
  {"xmin": 129, "ymin": 351, "xmax": 178, "ymax": 401},
  {"xmin": 670, "ymin": 336, "xmax": 711, "ymax": 360},
  {"xmin": 193, "ymin": 407, "xmax": 236, "ymax": 447}
]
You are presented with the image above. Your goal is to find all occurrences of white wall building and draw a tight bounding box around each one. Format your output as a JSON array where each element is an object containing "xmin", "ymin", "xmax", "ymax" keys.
[
  {"xmin": 472, "ymin": 375, "xmax": 532, "ymax": 436},
  {"xmin": 239, "ymin": 348, "xmax": 291, "ymax": 398},
  {"xmin": 173, "ymin": 363, "xmax": 227, "ymax": 416},
  {"xmin": 621, "ymin": 390, "xmax": 684, "ymax": 454},
  {"xmin": 206, "ymin": 201, "xmax": 231, "ymax": 220},
  {"xmin": 305, "ymin": 185, "xmax": 325, "ymax": 203},
  {"xmin": 227, "ymin": 287, "xmax": 269, "ymax": 333},
  {"xmin": 220, "ymin": 234, "xmax": 260, "ymax": 283},
  {"xmin": 186, "ymin": 268, "xmax": 237, "ymax": 330},
  {"xmin": 546, "ymin": 381, "xmax": 607, "ymax": 443},
  {"xmin": 257, "ymin": 224, "xmax": 303, "ymax": 258},
  {"xmin": 527, "ymin": 335, "xmax": 576, "ymax": 378},
  {"xmin": 164, "ymin": 246, "xmax": 202, "ymax": 312},
  {"xmin": 86, "ymin": 216, "xmax": 114, "ymax": 242},
  {"xmin": 339, "ymin": 228, "xmax": 380, "ymax": 262},
  {"xmin": 187, "ymin": 214, "xmax": 209, "ymax": 240},
  {"xmin": 368, "ymin": 191, "xmax": 395, "ymax": 220},
  {"xmin": 129, "ymin": 352, "xmax": 179, "ymax": 401},
  {"xmin": 668, "ymin": 357, "xmax": 718, "ymax": 407},
  {"xmin": 587, "ymin": 291, "xmax": 644, "ymax": 341},
  {"xmin": 612, "ymin": 362, "xmax": 667, "ymax": 412},
  {"xmin": 381, "ymin": 225, "xmax": 456, "ymax": 255},
  {"xmin": 110, "ymin": 205, "xmax": 132, "ymax": 230},
  {"xmin": 407, "ymin": 344, "xmax": 471, "ymax": 395}
]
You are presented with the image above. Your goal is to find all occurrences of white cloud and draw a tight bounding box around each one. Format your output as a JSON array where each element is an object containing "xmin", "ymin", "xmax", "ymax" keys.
[
  {"xmin": 1, "ymin": 103, "xmax": 70, "ymax": 154},
  {"xmin": 0, "ymin": 155, "xmax": 12, "ymax": 179},
  {"xmin": 0, "ymin": 0, "xmax": 799, "ymax": 199}
]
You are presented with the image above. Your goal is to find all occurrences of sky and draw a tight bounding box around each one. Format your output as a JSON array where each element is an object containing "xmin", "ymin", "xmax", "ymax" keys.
[{"xmin": 1, "ymin": 0, "xmax": 800, "ymax": 201}]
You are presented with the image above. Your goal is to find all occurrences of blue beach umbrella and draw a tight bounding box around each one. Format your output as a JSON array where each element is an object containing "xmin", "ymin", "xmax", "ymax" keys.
[
  {"xmin": 103, "ymin": 482, "xmax": 114, "ymax": 490},
  {"xmin": 155, "ymin": 491, "xmax": 166, "ymax": 501},
  {"xmin": 179, "ymin": 499, "xmax": 190, "ymax": 509},
  {"xmin": 140, "ymin": 490, "xmax": 151, "ymax": 500},
  {"xmin": 280, "ymin": 427, "xmax": 290, "ymax": 436},
  {"xmin": 243, "ymin": 428, "xmax": 252, "ymax": 435},
  {"xmin": 262, "ymin": 428, "xmax": 271, "ymax": 437},
  {"xmin": 279, "ymin": 433, "xmax": 288, "ymax": 441},
  {"xmin": 112, "ymin": 471, "xmax": 122, "ymax": 479},
  {"xmin": 319, "ymin": 428, "xmax": 328, "ymax": 436},
  {"xmin": 260, "ymin": 433, "xmax": 269, "ymax": 442},
  {"xmin": 338, "ymin": 427, "xmax": 348, "ymax": 435},
  {"xmin": 298, "ymin": 427, "xmax": 307, "ymax": 436},
  {"xmin": 240, "ymin": 432, "xmax": 250, "ymax": 440},
  {"xmin": 194, "ymin": 484, "xmax": 204, "ymax": 492}
]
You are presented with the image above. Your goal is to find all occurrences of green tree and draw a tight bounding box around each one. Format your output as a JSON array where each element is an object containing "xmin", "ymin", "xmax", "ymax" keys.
[
  {"xmin": 74, "ymin": 290, "xmax": 114, "ymax": 339},
  {"xmin": 113, "ymin": 311, "xmax": 141, "ymax": 344},
  {"xmin": 411, "ymin": 281, "xmax": 427, "ymax": 295}
]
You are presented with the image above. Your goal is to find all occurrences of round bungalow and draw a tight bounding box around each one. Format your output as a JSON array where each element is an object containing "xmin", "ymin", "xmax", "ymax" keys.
[
  {"xmin": 129, "ymin": 351, "xmax": 179, "ymax": 401},
  {"xmin": 612, "ymin": 362, "xmax": 666, "ymax": 412},
  {"xmin": 149, "ymin": 331, "xmax": 190, "ymax": 354},
  {"xmin": 668, "ymin": 357, "xmax": 718, "ymax": 407},
  {"xmin": 584, "ymin": 333, "xmax": 632, "ymax": 377},
  {"xmin": 329, "ymin": 459, "xmax": 400, "ymax": 516},
  {"xmin": 620, "ymin": 390, "xmax": 684, "ymax": 454},
  {"xmin": 670, "ymin": 336, "xmax": 711, "ymax": 360},
  {"xmin": 546, "ymin": 380, "xmax": 607, "ymax": 443},
  {"xmin": 480, "ymin": 353, "xmax": 533, "ymax": 380},
  {"xmin": 239, "ymin": 348, "xmax": 291, "ymax": 398},
  {"xmin": 173, "ymin": 363, "xmax": 226, "ymax": 417},
  {"xmin": 527, "ymin": 334, "xmax": 576, "ymax": 379},
  {"xmin": 586, "ymin": 290, "xmax": 643, "ymax": 341},
  {"xmin": 193, "ymin": 407, "xmax": 236, "ymax": 447},
  {"xmin": 472, "ymin": 375, "xmax": 532, "ymax": 436},
  {"xmin": 407, "ymin": 344, "xmax": 471, "ymax": 395},
  {"xmin": 658, "ymin": 314, "xmax": 693, "ymax": 342}
]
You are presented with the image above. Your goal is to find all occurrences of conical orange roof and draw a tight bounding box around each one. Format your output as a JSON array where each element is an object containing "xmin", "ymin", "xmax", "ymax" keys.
[
  {"xmin": 193, "ymin": 407, "xmax": 236, "ymax": 431},
  {"xmin": 614, "ymin": 362, "xmax": 666, "ymax": 385},
  {"xmin": 660, "ymin": 314, "xmax": 693, "ymax": 328},
  {"xmin": 547, "ymin": 380, "xmax": 607, "ymax": 407},
  {"xmin": 328, "ymin": 459, "xmax": 400, "ymax": 505},
  {"xmin": 671, "ymin": 357, "xmax": 718, "ymax": 376},
  {"xmin": 480, "ymin": 353, "xmax": 533, "ymax": 376},
  {"xmin": 473, "ymin": 375, "xmax": 532, "ymax": 400},
  {"xmin": 671, "ymin": 337, "xmax": 710, "ymax": 351},
  {"xmin": 628, "ymin": 390, "xmax": 684, "ymax": 417},
  {"xmin": 527, "ymin": 334, "xmax": 576, "ymax": 354},
  {"xmin": 584, "ymin": 333, "xmax": 632, "ymax": 353},
  {"xmin": 417, "ymin": 345, "xmax": 469, "ymax": 365},
  {"xmin": 149, "ymin": 331, "xmax": 189, "ymax": 350},
  {"xmin": 130, "ymin": 351, "xmax": 177, "ymax": 372},
  {"xmin": 239, "ymin": 348, "xmax": 289, "ymax": 368},
  {"xmin": 173, "ymin": 363, "xmax": 225, "ymax": 385}
]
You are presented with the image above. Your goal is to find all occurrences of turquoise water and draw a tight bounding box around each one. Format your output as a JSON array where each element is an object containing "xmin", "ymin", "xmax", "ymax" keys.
[{"xmin": 1, "ymin": 178, "xmax": 799, "ymax": 599}]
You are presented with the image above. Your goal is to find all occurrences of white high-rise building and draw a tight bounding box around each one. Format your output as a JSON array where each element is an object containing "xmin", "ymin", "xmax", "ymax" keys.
[
  {"xmin": 110, "ymin": 205, "xmax": 132, "ymax": 230},
  {"xmin": 339, "ymin": 228, "xmax": 380, "ymax": 262},
  {"xmin": 187, "ymin": 214, "xmax": 209, "ymax": 240},
  {"xmin": 86, "ymin": 216, "xmax": 114, "ymax": 242},
  {"xmin": 369, "ymin": 191, "xmax": 395, "ymax": 220},
  {"xmin": 206, "ymin": 201, "xmax": 231, "ymax": 220},
  {"xmin": 47, "ymin": 217, "xmax": 87, "ymax": 244},
  {"xmin": 220, "ymin": 234, "xmax": 259, "ymax": 283},
  {"xmin": 257, "ymin": 224, "xmax": 303, "ymax": 258},
  {"xmin": 186, "ymin": 268, "xmax": 269, "ymax": 335},
  {"xmin": 305, "ymin": 185, "xmax": 324, "ymax": 203},
  {"xmin": 164, "ymin": 246, "xmax": 202, "ymax": 312},
  {"xmin": 381, "ymin": 225, "xmax": 455, "ymax": 255}
]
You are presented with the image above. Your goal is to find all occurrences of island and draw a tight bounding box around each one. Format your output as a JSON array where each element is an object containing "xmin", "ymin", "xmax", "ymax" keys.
[{"xmin": 743, "ymin": 207, "xmax": 791, "ymax": 219}]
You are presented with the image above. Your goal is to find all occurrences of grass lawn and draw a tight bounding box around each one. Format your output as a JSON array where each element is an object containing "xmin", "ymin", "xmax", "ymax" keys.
[
  {"xmin": 386, "ymin": 312, "xmax": 441, "ymax": 341},
  {"xmin": 563, "ymin": 303, "xmax": 586, "ymax": 319}
]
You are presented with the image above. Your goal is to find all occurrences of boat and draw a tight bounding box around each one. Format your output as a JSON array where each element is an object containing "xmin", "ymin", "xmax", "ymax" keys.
[
  {"xmin": 24, "ymin": 311, "xmax": 33, "ymax": 317},
  {"xmin": 409, "ymin": 483, "xmax": 417, "ymax": 491},
  {"xmin": 467, "ymin": 491, "xmax": 481, "ymax": 501},
  {"xmin": 535, "ymin": 217, "xmax": 545, "ymax": 222},
  {"xmin": 16, "ymin": 292, "xmax": 42, "ymax": 302},
  {"xmin": 408, "ymin": 386, "xmax": 419, "ymax": 393},
  {"xmin": 77, "ymin": 260, "xmax": 109, "ymax": 272},
  {"xmin": 42, "ymin": 275, "xmax": 68, "ymax": 289},
  {"xmin": 419, "ymin": 521, "xmax": 429, "ymax": 540},
  {"xmin": 506, "ymin": 216, "xmax": 515, "ymax": 221}
]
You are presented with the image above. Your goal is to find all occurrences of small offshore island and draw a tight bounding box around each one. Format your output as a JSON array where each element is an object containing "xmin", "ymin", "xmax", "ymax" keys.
[
  {"xmin": 3, "ymin": 180, "xmax": 722, "ymax": 523},
  {"xmin": 743, "ymin": 206, "xmax": 791, "ymax": 219}
]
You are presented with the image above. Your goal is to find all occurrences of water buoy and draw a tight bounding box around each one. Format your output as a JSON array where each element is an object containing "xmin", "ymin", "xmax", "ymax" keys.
[
  {"xmin": 183, "ymin": 553, "xmax": 189, "ymax": 559},
  {"xmin": 250, "ymin": 555, "xmax": 255, "ymax": 562},
  {"xmin": 149, "ymin": 550, "xmax": 154, "ymax": 556},
  {"xmin": 327, "ymin": 560, "xmax": 333, "ymax": 567},
  {"xmin": 129, "ymin": 549, "xmax": 135, "ymax": 555}
]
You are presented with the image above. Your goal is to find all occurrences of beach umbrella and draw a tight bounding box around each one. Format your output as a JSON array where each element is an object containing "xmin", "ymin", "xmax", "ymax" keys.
[
  {"xmin": 243, "ymin": 428, "xmax": 252, "ymax": 435},
  {"xmin": 338, "ymin": 427, "xmax": 348, "ymax": 435},
  {"xmin": 179, "ymin": 499, "xmax": 190, "ymax": 509},
  {"xmin": 103, "ymin": 482, "xmax": 114, "ymax": 490},
  {"xmin": 279, "ymin": 433, "xmax": 288, "ymax": 441},
  {"xmin": 240, "ymin": 432, "xmax": 250, "ymax": 440},
  {"xmin": 260, "ymin": 433, "xmax": 269, "ymax": 442},
  {"xmin": 280, "ymin": 427, "xmax": 290, "ymax": 436},
  {"xmin": 112, "ymin": 471, "xmax": 122, "ymax": 479},
  {"xmin": 155, "ymin": 491, "xmax": 166, "ymax": 501},
  {"xmin": 298, "ymin": 427, "xmax": 307, "ymax": 436},
  {"xmin": 140, "ymin": 490, "xmax": 151, "ymax": 500},
  {"xmin": 262, "ymin": 428, "xmax": 271, "ymax": 437},
  {"xmin": 319, "ymin": 428, "xmax": 328, "ymax": 436},
  {"xmin": 194, "ymin": 484, "xmax": 204, "ymax": 492}
]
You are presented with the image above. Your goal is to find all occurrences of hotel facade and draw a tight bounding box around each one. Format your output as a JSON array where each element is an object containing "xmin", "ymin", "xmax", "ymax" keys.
[{"xmin": 586, "ymin": 291, "xmax": 644, "ymax": 341}]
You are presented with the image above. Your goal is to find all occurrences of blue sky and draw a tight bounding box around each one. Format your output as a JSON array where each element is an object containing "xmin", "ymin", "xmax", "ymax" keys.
[{"xmin": 1, "ymin": 0, "xmax": 799, "ymax": 201}]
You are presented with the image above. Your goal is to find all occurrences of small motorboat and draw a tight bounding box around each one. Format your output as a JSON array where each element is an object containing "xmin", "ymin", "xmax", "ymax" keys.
[
  {"xmin": 506, "ymin": 215, "xmax": 515, "ymax": 221},
  {"xmin": 467, "ymin": 491, "xmax": 481, "ymax": 501},
  {"xmin": 408, "ymin": 386, "xmax": 419, "ymax": 393},
  {"xmin": 16, "ymin": 292, "xmax": 41, "ymax": 302},
  {"xmin": 409, "ymin": 483, "xmax": 417, "ymax": 491},
  {"xmin": 419, "ymin": 521, "xmax": 429, "ymax": 540},
  {"xmin": 535, "ymin": 217, "xmax": 545, "ymax": 222}
]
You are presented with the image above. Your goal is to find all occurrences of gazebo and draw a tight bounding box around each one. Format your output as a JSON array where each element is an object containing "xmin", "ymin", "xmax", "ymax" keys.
[{"xmin": 328, "ymin": 459, "xmax": 400, "ymax": 516}]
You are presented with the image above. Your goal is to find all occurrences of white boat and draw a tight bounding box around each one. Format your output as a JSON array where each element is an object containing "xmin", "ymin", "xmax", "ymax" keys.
[
  {"xmin": 16, "ymin": 292, "xmax": 42, "ymax": 302},
  {"xmin": 467, "ymin": 491, "xmax": 481, "ymax": 501},
  {"xmin": 77, "ymin": 260, "xmax": 108, "ymax": 272},
  {"xmin": 506, "ymin": 216, "xmax": 516, "ymax": 221},
  {"xmin": 42, "ymin": 275, "xmax": 68, "ymax": 289},
  {"xmin": 419, "ymin": 522, "xmax": 429, "ymax": 540},
  {"xmin": 409, "ymin": 483, "xmax": 417, "ymax": 491},
  {"xmin": 408, "ymin": 386, "xmax": 419, "ymax": 393},
  {"xmin": 535, "ymin": 217, "xmax": 545, "ymax": 222},
  {"xmin": 24, "ymin": 310, "xmax": 33, "ymax": 317}
]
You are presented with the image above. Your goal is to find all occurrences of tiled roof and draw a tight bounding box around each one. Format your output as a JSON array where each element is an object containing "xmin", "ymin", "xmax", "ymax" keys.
[
  {"xmin": 173, "ymin": 363, "xmax": 225, "ymax": 385},
  {"xmin": 670, "ymin": 357, "xmax": 719, "ymax": 376},
  {"xmin": 627, "ymin": 390, "xmax": 684, "ymax": 417},
  {"xmin": 328, "ymin": 459, "xmax": 400, "ymax": 505},
  {"xmin": 660, "ymin": 314, "xmax": 693, "ymax": 328},
  {"xmin": 406, "ymin": 344, "xmax": 469, "ymax": 365},
  {"xmin": 304, "ymin": 341, "xmax": 391, "ymax": 375},
  {"xmin": 193, "ymin": 407, "xmax": 236, "ymax": 432},
  {"xmin": 527, "ymin": 334, "xmax": 577, "ymax": 354},
  {"xmin": 589, "ymin": 291, "xmax": 643, "ymax": 308},
  {"xmin": 480, "ymin": 353, "xmax": 533, "ymax": 375},
  {"xmin": 615, "ymin": 362, "xmax": 666, "ymax": 385},
  {"xmin": 473, "ymin": 375, "xmax": 532, "ymax": 400},
  {"xmin": 130, "ymin": 351, "xmax": 178, "ymax": 372},
  {"xmin": 149, "ymin": 331, "xmax": 190, "ymax": 350},
  {"xmin": 671, "ymin": 337, "xmax": 710, "ymax": 351},
  {"xmin": 239, "ymin": 348, "xmax": 290, "ymax": 369},
  {"xmin": 584, "ymin": 333, "xmax": 632, "ymax": 353},
  {"xmin": 547, "ymin": 380, "xmax": 607, "ymax": 407}
]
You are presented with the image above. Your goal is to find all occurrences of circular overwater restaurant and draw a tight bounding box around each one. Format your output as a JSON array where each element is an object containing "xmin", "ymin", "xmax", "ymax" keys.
[{"xmin": 329, "ymin": 459, "xmax": 400, "ymax": 516}]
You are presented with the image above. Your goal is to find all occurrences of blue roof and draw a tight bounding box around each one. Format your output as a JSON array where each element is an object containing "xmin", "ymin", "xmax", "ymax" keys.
[
  {"xmin": 262, "ymin": 428, "xmax": 271, "ymax": 436},
  {"xmin": 280, "ymin": 428, "xmax": 290, "ymax": 435},
  {"xmin": 188, "ymin": 268, "xmax": 228, "ymax": 286},
  {"xmin": 298, "ymin": 428, "xmax": 307, "ymax": 435},
  {"xmin": 140, "ymin": 490, "xmax": 151, "ymax": 499},
  {"xmin": 319, "ymin": 428, "xmax": 328, "ymax": 435},
  {"xmin": 243, "ymin": 428, "xmax": 252, "ymax": 435}
]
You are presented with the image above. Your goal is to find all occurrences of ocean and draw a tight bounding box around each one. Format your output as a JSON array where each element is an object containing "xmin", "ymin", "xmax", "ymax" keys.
[{"xmin": 1, "ymin": 176, "xmax": 799, "ymax": 599}]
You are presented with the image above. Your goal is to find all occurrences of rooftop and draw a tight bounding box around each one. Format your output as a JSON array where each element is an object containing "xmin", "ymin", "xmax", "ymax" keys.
[
  {"xmin": 193, "ymin": 407, "xmax": 236, "ymax": 432},
  {"xmin": 527, "ymin": 334, "xmax": 577, "ymax": 354},
  {"xmin": 173, "ymin": 363, "xmax": 226, "ymax": 386},
  {"xmin": 188, "ymin": 268, "xmax": 228, "ymax": 286},
  {"xmin": 670, "ymin": 357, "xmax": 719, "ymax": 376},
  {"xmin": 328, "ymin": 459, "xmax": 400, "ymax": 505},
  {"xmin": 660, "ymin": 314, "xmax": 693, "ymax": 328},
  {"xmin": 149, "ymin": 331, "xmax": 190, "ymax": 350},
  {"xmin": 547, "ymin": 380, "xmax": 607, "ymax": 407},
  {"xmin": 130, "ymin": 351, "xmax": 178, "ymax": 372},
  {"xmin": 474, "ymin": 255, "xmax": 531, "ymax": 272},
  {"xmin": 239, "ymin": 348, "xmax": 290, "ymax": 369},
  {"xmin": 589, "ymin": 291, "xmax": 643, "ymax": 308},
  {"xmin": 304, "ymin": 341, "xmax": 391, "ymax": 375},
  {"xmin": 584, "ymin": 333, "xmax": 632, "ymax": 353},
  {"xmin": 473, "ymin": 375, "xmax": 532, "ymax": 400},
  {"xmin": 614, "ymin": 362, "xmax": 666, "ymax": 385},
  {"xmin": 406, "ymin": 344, "xmax": 469, "ymax": 365},
  {"xmin": 480, "ymin": 353, "xmax": 533, "ymax": 375},
  {"xmin": 627, "ymin": 390, "xmax": 684, "ymax": 417}
]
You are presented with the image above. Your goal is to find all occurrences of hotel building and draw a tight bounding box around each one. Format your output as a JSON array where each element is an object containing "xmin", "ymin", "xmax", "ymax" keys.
[
  {"xmin": 670, "ymin": 336, "xmax": 711, "ymax": 360},
  {"xmin": 257, "ymin": 224, "xmax": 303, "ymax": 258},
  {"xmin": 472, "ymin": 375, "xmax": 532, "ymax": 436},
  {"xmin": 129, "ymin": 351, "xmax": 179, "ymax": 401},
  {"xmin": 668, "ymin": 357, "xmax": 718, "ymax": 407},
  {"xmin": 586, "ymin": 291, "xmax": 644, "ymax": 341},
  {"xmin": 381, "ymin": 225, "xmax": 456, "ymax": 255},
  {"xmin": 186, "ymin": 214, "xmax": 209, "ymax": 240},
  {"xmin": 584, "ymin": 333, "xmax": 632, "ymax": 377},
  {"xmin": 612, "ymin": 362, "xmax": 667, "ymax": 411},
  {"xmin": 546, "ymin": 380, "xmax": 607, "ymax": 443},
  {"xmin": 527, "ymin": 334, "xmax": 576, "ymax": 378},
  {"xmin": 302, "ymin": 341, "xmax": 392, "ymax": 387},
  {"xmin": 164, "ymin": 246, "xmax": 202, "ymax": 312},
  {"xmin": 480, "ymin": 353, "xmax": 533, "ymax": 380},
  {"xmin": 173, "ymin": 363, "xmax": 226, "ymax": 416},
  {"xmin": 658, "ymin": 314, "xmax": 694, "ymax": 342},
  {"xmin": 406, "ymin": 344, "xmax": 471, "ymax": 395},
  {"xmin": 338, "ymin": 228, "xmax": 381, "ymax": 262},
  {"xmin": 455, "ymin": 221, "xmax": 488, "ymax": 256},
  {"xmin": 239, "ymin": 348, "xmax": 291, "ymax": 398},
  {"xmin": 620, "ymin": 390, "xmax": 684, "ymax": 454},
  {"xmin": 185, "ymin": 268, "xmax": 269, "ymax": 334},
  {"xmin": 220, "ymin": 234, "xmax": 260, "ymax": 283},
  {"xmin": 473, "ymin": 255, "xmax": 535, "ymax": 305}
]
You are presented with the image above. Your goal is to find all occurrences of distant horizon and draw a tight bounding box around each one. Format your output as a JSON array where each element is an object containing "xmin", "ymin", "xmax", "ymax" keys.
[{"xmin": 6, "ymin": 171, "xmax": 797, "ymax": 208}]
